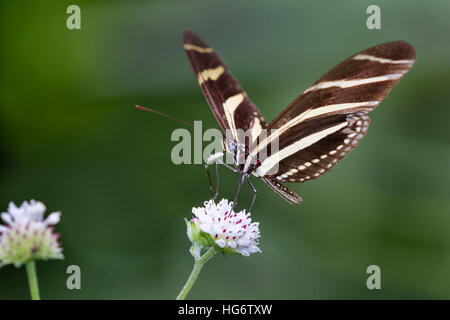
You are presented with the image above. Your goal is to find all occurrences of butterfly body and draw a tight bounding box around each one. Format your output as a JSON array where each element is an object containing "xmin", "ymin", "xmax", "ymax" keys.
[{"xmin": 182, "ymin": 30, "xmax": 415, "ymax": 205}]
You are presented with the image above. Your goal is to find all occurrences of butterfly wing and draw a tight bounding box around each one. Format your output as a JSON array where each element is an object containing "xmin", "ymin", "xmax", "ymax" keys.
[
  {"xmin": 266, "ymin": 113, "xmax": 370, "ymax": 183},
  {"xmin": 262, "ymin": 177, "xmax": 303, "ymax": 204},
  {"xmin": 182, "ymin": 30, "xmax": 266, "ymax": 143},
  {"xmin": 254, "ymin": 41, "xmax": 415, "ymax": 191}
]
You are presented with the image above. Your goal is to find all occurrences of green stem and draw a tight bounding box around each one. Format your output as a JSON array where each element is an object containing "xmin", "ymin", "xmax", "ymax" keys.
[
  {"xmin": 25, "ymin": 260, "xmax": 40, "ymax": 300},
  {"xmin": 176, "ymin": 247, "xmax": 216, "ymax": 300}
]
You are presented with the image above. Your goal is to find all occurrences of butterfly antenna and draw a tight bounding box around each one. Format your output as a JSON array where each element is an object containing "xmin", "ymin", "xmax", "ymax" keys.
[{"xmin": 135, "ymin": 105, "xmax": 194, "ymax": 127}]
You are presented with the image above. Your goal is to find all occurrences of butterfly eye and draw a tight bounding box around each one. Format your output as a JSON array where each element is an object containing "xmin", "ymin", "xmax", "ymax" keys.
[{"xmin": 228, "ymin": 140, "xmax": 237, "ymax": 152}]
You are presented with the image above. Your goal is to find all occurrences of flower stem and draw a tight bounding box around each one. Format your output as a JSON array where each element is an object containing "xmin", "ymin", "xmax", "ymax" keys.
[
  {"xmin": 25, "ymin": 260, "xmax": 40, "ymax": 300},
  {"xmin": 176, "ymin": 247, "xmax": 216, "ymax": 300}
]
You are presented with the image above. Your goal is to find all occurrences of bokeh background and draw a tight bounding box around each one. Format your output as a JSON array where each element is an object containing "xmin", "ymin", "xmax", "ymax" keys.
[{"xmin": 0, "ymin": 0, "xmax": 449, "ymax": 299}]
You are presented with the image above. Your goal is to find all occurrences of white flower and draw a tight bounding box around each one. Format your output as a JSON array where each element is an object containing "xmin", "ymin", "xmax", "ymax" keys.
[
  {"xmin": 190, "ymin": 199, "xmax": 261, "ymax": 256},
  {"xmin": 0, "ymin": 200, "xmax": 63, "ymax": 267}
]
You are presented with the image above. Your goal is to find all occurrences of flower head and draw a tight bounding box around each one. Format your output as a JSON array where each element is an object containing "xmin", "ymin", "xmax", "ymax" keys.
[
  {"xmin": 0, "ymin": 200, "xmax": 63, "ymax": 267},
  {"xmin": 188, "ymin": 199, "xmax": 261, "ymax": 256}
]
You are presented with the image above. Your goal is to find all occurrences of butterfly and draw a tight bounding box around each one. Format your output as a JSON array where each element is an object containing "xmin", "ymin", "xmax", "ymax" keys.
[{"xmin": 182, "ymin": 30, "xmax": 415, "ymax": 207}]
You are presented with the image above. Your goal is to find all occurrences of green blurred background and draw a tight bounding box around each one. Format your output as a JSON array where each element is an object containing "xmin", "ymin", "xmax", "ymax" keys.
[{"xmin": 0, "ymin": 0, "xmax": 449, "ymax": 299}]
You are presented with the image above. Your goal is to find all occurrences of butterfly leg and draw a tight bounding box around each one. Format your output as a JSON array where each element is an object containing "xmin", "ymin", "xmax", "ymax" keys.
[
  {"xmin": 232, "ymin": 174, "xmax": 247, "ymax": 210},
  {"xmin": 205, "ymin": 163, "xmax": 215, "ymax": 199},
  {"xmin": 205, "ymin": 152, "xmax": 225, "ymax": 199},
  {"xmin": 215, "ymin": 158, "xmax": 240, "ymax": 202},
  {"xmin": 213, "ymin": 162, "xmax": 219, "ymax": 200},
  {"xmin": 216, "ymin": 159, "xmax": 238, "ymax": 173},
  {"xmin": 246, "ymin": 178, "xmax": 257, "ymax": 213},
  {"xmin": 205, "ymin": 161, "xmax": 223, "ymax": 200}
]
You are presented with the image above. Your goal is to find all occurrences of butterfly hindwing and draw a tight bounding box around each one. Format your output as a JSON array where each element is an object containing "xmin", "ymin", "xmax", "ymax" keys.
[
  {"xmin": 262, "ymin": 178, "xmax": 302, "ymax": 204},
  {"xmin": 268, "ymin": 113, "xmax": 370, "ymax": 182}
]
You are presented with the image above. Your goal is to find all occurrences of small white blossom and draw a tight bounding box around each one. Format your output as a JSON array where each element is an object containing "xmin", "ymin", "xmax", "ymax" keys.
[
  {"xmin": 0, "ymin": 200, "xmax": 63, "ymax": 267},
  {"xmin": 189, "ymin": 199, "xmax": 261, "ymax": 256}
]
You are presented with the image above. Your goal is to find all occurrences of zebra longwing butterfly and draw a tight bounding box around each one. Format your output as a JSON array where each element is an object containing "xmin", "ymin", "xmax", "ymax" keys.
[{"xmin": 182, "ymin": 30, "xmax": 415, "ymax": 205}]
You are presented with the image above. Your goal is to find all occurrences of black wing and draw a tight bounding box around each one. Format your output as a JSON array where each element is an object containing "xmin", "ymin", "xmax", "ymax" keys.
[
  {"xmin": 254, "ymin": 41, "xmax": 415, "ymax": 198},
  {"xmin": 182, "ymin": 30, "xmax": 266, "ymax": 143}
]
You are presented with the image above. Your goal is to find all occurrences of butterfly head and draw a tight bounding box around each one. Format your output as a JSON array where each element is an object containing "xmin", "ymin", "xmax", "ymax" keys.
[
  {"xmin": 222, "ymin": 138, "xmax": 246, "ymax": 170},
  {"xmin": 223, "ymin": 137, "xmax": 263, "ymax": 174}
]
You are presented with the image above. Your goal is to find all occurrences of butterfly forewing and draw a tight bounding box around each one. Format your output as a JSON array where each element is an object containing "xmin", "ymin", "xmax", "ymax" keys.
[
  {"xmin": 182, "ymin": 30, "xmax": 266, "ymax": 144},
  {"xmin": 268, "ymin": 41, "xmax": 416, "ymax": 127}
]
